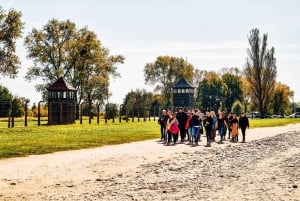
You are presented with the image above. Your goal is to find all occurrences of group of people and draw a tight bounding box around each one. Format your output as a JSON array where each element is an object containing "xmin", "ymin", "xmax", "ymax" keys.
[{"xmin": 158, "ymin": 107, "xmax": 250, "ymax": 147}]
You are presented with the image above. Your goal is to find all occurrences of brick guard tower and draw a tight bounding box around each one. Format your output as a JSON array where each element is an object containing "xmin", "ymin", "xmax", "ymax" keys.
[
  {"xmin": 172, "ymin": 77, "xmax": 195, "ymax": 109},
  {"xmin": 47, "ymin": 77, "xmax": 77, "ymax": 124}
]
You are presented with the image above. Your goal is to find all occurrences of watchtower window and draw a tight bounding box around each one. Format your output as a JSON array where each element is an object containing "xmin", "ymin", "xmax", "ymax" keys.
[
  {"xmin": 68, "ymin": 91, "xmax": 75, "ymax": 99},
  {"xmin": 188, "ymin": 88, "xmax": 194, "ymax": 93}
]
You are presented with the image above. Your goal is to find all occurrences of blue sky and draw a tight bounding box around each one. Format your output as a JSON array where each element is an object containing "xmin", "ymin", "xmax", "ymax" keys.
[{"xmin": 1, "ymin": 0, "xmax": 300, "ymax": 106}]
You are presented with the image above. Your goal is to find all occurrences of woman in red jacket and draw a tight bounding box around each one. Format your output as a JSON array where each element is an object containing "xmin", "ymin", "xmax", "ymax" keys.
[{"xmin": 166, "ymin": 113, "xmax": 179, "ymax": 145}]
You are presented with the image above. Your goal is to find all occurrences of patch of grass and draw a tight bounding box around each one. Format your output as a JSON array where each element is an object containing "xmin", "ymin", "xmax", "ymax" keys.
[
  {"xmin": 0, "ymin": 120, "xmax": 159, "ymax": 159},
  {"xmin": 249, "ymin": 118, "xmax": 300, "ymax": 128},
  {"xmin": 0, "ymin": 117, "xmax": 300, "ymax": 159}
]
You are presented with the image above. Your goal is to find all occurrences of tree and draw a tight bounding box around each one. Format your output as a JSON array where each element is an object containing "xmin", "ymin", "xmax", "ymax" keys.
[
  {"xmin": 144, "ymin": 56, "xmax": 194, "ymax": 107},
  {"xmin": 240, "ymin": 76, "xmax": 253, "ymax": 113},
  {"xmin": 231, "ymin": 100, "xmax": 243, "ymax": 115},
  {"xmin": 196, "ymin": 71, "xmax": 223, "ymax": 112},
  {"xmin": 0, "ymin": 85, "xmax": 13, "ymax": 117},
  {"xmin": 0, "ymin": 7, "xmax": 23, "ymax": 78},
  {"xmin": 244, "ymin": 28, "xmax": 277, "ymax": 118},
  {"xmin": 221, "ymin": 68, "xmax": 244, "ymax": 112},
  {"xmin": 122, "ymin": 89, "xmax": 155, "ymax": 118},
  {"xmin": 24, "ymin": 19, "xmax": 124, "ymax": 106},
  {"xmin": 105, "ymin": 103, "xmax": 118, "ymax": 120},
  {"xmin": 192, "ymin": 69, "xmax": 206, "ymax": 90},
  {"xmin": 0, "ymin": 85, "xmax": 24, "ymax": 117},
  {"xmin": 272, "ymin": 82, "xmax": 291, "ymax": 115},
  {"xmin": 11, "ymin": 97, "xmax": 25, "ymax": 117}
]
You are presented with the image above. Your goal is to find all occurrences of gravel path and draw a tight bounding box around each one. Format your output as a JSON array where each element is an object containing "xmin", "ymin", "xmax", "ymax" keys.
[{"xmin": 0, "ymin": 124, "xmax": 299, "ymax": 201}]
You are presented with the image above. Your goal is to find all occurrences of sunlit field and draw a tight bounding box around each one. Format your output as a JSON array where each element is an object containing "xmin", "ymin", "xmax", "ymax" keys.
[{"xmin": 0, "ymin": 117, "xmax": 300, "ymax": 159}]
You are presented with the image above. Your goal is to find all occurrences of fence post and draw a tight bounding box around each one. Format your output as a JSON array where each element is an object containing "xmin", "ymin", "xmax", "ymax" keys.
[
  {"xmin": 88, "ymin": 98, "xmax": 92, "ymax": 124},
  {"xmin": 7, "ymin": 102, "xmax": 11, "ymax": 128},
  {"xmin": 144, "ymin": 106, "xmax": 146, "ymax": 122},
  {"xmin": 138, "ymin": 108, "xmax": 140, "ymax": 122},
  {"xmin": 11, "ymin": 99, "xmax": 15, "ymax": 128},
  {"xmin": 24, "ymin": 99, "xmax": 29, "ymax": 127},
  {"xmin": 97, "ymin": 103, "xmax": 100, "ymax": 124},
  {"xmin": 119, "ymin": 104, "xmax": 123, "ymax": 123},
  {"xmin": 38, "ymin": 101, "xmax": 42, "ymax": 126},
  {"xmin": 105, "ymin": 104, "xmax": 108, "ymax": 124},
  {"xmin": 131, "ymin": 107, "xmax": 134, "ymax": 122},
  {"xmin": 153, "ymin": 106, "xmax": 156, "ymax": 121},
  {"xmin": 148, "ymin": 105, "xmax": 151, "ymax": 121},
  {"xmin": 80, "ymin": 102, "xmax": 83, "ymax": 124}
]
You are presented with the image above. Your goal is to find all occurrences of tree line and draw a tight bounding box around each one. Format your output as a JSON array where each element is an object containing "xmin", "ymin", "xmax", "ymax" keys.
[
  {"xmin": 125, "ymin": 29, "xmax": 294, "ymax": 117},
  {"xmin": 0, "ymin": 6, "xmax": 296, "ymax": 119}
]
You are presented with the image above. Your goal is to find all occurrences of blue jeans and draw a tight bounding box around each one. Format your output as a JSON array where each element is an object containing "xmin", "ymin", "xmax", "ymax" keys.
[
  {"xmin": 188, "ymin": 127, "xmax": 193, "ymax": 141},
  {"xmin": 218, "ymin": 124, "xmax": 225, "ymax": 139},
  {"xmin": 192, "ymin": 126, "xmax": 200, "ymax": 143}
]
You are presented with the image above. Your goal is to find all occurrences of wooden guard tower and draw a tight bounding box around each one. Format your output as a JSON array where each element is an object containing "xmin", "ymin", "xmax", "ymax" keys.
[
  {"xmin": 47, "ymin": 77, "xmax": 77, "ymax": 125},
  {"xmin": 172, "ymin": 77, "xmax": 195, "ymax": 109}
]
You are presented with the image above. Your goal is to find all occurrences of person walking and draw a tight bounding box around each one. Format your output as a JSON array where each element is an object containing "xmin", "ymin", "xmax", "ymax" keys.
[
  {"xmin": 227, "ymin": 112, "xmax": 234, "ymax": 140},
  {"xmin": 216, "ymin": 112, "xmax": 228, "ymax": 144},
  {"xmin": 166, "ymin": 113, "xmax": 179, "ymax": 145},
  {"xmin": 239, "ymin": 112, "xmax": 249, "ymax": 143},
  {"xmin": 230, "ymin": 113, "xmax": 239, "ymax": 142},
  {"xmin": 223, "ymin": 111, "xmax": 229, "ymax": 140},
  {"xmin": 203, "ymin": 111, "xmax": 213, "ymax": 147},
  {"xmin": 176, "ymin": 107, "xmax": 188, "ymax": 143},
  {"xmin": 210, "ymin": 111, "xmax": 217, "ymax": 142},
  {"xmin": 190, "ymin": 109, "xmax": 202, "ymax": 146},
  {"xmin": 158, "ymin": 109, "xmax": 168, "ymax": 141},
  {"xmin": 185, "ymin": 110, "xmax": 193, "ymax": 143}
]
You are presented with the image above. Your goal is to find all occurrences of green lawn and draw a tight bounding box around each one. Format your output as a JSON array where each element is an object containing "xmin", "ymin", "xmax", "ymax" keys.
[{"xmin": 0, "ymin": 117, "xmax": 300, "ymax": 159}]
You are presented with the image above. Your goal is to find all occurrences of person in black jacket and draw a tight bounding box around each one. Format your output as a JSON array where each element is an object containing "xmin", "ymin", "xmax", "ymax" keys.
[
  {"xmin": 227, "ymin": 112, "xmax": 234, "ymax": 140},
  {"xmin": 190, "ymin": 109, "xmax": 202, "ymax": 146},
  {"xmin": 216, "ymin": 112, "xmax": 228, "ymax": 144},
  {"xmin": 176, "ymin": 107, "xmax": 188, "ymax": 143},
  {"xmin": 239, "ymin": 112, "xmax": 250, "ymax": 143},
  {"xmin": 158, "ymin": 109, "xmax": 169, "ymax": 141},
  {"xmin": 203, "ymin": 111, "xmax": 213, "ymax": 147}
]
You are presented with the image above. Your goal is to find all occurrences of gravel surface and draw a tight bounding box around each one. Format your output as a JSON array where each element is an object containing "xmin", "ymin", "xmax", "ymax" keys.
[{"xmin": 0, "ymin": 124, "xmax": 299, "ymax": 201}]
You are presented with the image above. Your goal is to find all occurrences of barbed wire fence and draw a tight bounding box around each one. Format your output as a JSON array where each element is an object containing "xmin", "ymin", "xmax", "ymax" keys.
[{"xmin": 0, "ymin": 100, "xmax": 195, "ymax": 128}]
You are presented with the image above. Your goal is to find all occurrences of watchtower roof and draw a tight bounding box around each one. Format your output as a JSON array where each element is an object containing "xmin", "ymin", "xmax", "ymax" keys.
[
  {"xmin": 173, "ymin": 77, "xmax": 194, "ymax": 88},
  {"xmin": 47, "ymin": 77, "xmax": 76, "ymax": 91}
]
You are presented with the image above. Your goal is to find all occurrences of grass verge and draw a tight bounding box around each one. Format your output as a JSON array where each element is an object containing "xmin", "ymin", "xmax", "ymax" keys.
[{"xmin": 0, "ymin": 118, "xmax": 300, "ymax": 159}]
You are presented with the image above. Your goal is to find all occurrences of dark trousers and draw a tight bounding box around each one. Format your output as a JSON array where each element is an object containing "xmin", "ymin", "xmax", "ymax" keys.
[
  {"xmin": 160, "ymin": 125, "xmax": 166, "ymax": 140},
  {"xmin": 206, "ymin": 128, "xmax": 212, "ymax": 145},
  {"xmin": 211, "ymin": 129, "xmax": 216, "ymax": 141},
  {"xmin": 168, "ymin": 131, "xmax": 178, "ymax": 144},
  {"xmin": 179, "ymin": 126, "xmax": 186, "ymax": 141},
  {"xmin": 241, "ymin": 127, "xmax": 246, "ymax": 142},
  {"xmin": 228, "ymin": 128, "xmax": 232, "ymax": 139},
  {"xmin": 173, "ymin": 133, "xmax": 178, "ymax": 143}
]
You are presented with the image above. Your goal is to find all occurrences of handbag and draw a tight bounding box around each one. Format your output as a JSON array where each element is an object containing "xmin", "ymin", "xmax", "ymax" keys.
[{"xmin": 169, "ymin": 122, "xmax": 179, "ymax": 134}]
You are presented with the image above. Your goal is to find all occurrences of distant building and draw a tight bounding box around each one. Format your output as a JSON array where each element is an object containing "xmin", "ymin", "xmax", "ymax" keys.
[
  {"xmin": 47, "ymin": 77, "xmax": 77, "ymax": 125},
  {"xmin": 172, "ymin": 77, "xmax": 195, "ymax": 109}
]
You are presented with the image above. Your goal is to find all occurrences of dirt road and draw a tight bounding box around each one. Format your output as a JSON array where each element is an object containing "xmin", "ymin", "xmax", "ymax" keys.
[{"xmin": 0, "ymin": 124, "xmax": 299, "ymax": 200}]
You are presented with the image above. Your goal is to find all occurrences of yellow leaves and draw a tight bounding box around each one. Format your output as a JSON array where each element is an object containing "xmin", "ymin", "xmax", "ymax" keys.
[
  {"xmin": 0, "ymin": 7, "xmax": 23, "ymax": 78},
  {"xmin": 274, "ymin": 82, "xmax": 291, "ymax": 99}
]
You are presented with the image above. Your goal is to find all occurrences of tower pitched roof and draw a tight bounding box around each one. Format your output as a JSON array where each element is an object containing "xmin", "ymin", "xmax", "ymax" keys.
[
  {"xmin": 173, "ymin": 77, "xmax": 194, "ymax": 88},
  {"xmin": 47, "ymin": 77, "xmax": 76, "ymax": 91}
]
